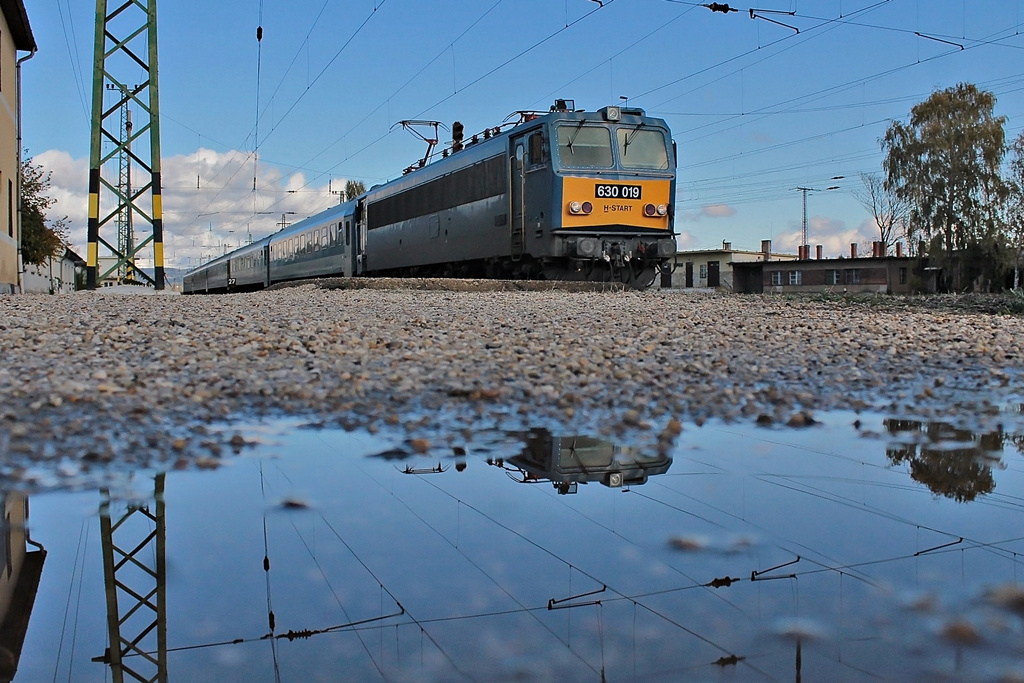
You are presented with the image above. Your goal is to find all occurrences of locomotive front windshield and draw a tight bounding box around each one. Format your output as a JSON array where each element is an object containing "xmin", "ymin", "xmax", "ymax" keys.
[
  {"xmin": 616, "ymin": 128, "xmax": 670, "ymax": 170},
  {"xmin": 555, "ymin": 125, "xmax": 613, "ymax": 168},
  {"xmin": 554, "ymin": 123, "xmax": 670, "ymax": 171}
]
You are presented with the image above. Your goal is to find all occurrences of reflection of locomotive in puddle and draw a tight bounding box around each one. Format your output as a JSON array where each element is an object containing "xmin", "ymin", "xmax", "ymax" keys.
[{"xmin": 491, "ymin": 429, "xmax": 673, "ymax": 494}]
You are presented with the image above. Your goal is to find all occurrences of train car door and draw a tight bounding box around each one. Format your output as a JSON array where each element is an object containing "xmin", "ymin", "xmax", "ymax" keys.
[
  {"xmin": 354, "ymin": 200, "xmax": 367, "ymax": 275},
  {"xmin": 510, "ymin": 140, "xmax": 527, "ymax": 259},
  {"xmin": 510, "ymin": 128, "xmax": 550, "ymax": 258},
  {"xmin": 262, "ymin": 243, "xmax": 271, "ymax": 287},
  {"xmin": 342, "ymin": 217, "xmax": 355, "ymax": 277}
]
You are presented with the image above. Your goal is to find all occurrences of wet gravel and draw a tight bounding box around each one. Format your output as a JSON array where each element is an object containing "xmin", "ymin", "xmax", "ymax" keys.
[{"xmin": 1, "ymin": 281, "xmax": 1022, "ymax": 489}]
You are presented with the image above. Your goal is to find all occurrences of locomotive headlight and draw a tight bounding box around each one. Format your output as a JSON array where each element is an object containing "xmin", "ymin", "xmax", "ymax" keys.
[
  {"xmin": 569, "ymin": 201, "xmax": 582, "ymax": 214},
  {"xmin": 643, "ymin": 203, "xmax": 657, "ymax": 217},
  {"xmin": 581, "ymin": 201, "xmax": 593, "ymax": 215},
  {"xmin": 656, "ymin": 204, "xmax": 668, "ymax": 216},
  {"xmin": 577, "ymin": 237, "xmax": 599, "ymax": 257}
]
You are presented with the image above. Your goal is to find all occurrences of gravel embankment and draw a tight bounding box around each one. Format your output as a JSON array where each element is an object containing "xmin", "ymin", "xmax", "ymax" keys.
[{"xmin": 1, "ymin": 281, "xmax": 1022, "ymax": 488}]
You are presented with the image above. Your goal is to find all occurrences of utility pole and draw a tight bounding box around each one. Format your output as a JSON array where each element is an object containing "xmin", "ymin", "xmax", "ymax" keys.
[
  {"xmin": 795, "ymin": 187, "xmax": 813, "ymax": 251},
  {"xmin": 86, "ymin": 0, "xmax": 165, "ymax": 289},
  {"xmin": 794, "ymin": 178, "xmax": 842, "ymax": 252},
  {"xmin": 108, "ymin": 83, "xmax": 136, "ymax": 283}
]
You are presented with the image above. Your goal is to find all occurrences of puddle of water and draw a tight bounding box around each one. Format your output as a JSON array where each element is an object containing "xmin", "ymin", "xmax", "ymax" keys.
[{"xmin": 4, "ymin": 412, "xmax": 1024, "ymax": 681}]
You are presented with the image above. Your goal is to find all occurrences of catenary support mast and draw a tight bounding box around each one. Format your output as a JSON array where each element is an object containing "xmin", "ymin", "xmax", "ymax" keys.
[{"xmin": 87, "ymin": 0, "xmax": 165, "ymax": 289}]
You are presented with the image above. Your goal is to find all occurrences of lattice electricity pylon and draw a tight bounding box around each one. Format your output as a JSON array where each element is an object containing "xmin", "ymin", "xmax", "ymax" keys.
[
  {"xmin": 93, "ymin": 474, "xmax": 167, "ymax": 683},
  {"xmin": 86, "ymin": 0, "xmax": 165, "ymax": 290},
  {"xmin": 109, "ymin": 83, "xmax": 136, "ymax": 283}
]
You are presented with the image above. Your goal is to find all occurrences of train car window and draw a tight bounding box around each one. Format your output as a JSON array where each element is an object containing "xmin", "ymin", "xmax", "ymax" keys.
[
  {"xmin": 321, "ymin": 226, "xmax": 328, "ymax": 249},
  {"xmin": 330, "ymin": 223, "xmax": 337, "ymax": 246},
  {"xmin": 368, "ymin": 156, "xmax": 505, "ymax": 230},
  {"xmin": 528, "ymin": 132, "xmax": 545, "ymax": 166},
  {"xmin": 616, "ymin": 128, "xmax": 670, "ymax": 170},
  {"xmin": 554, "ymin": 125, "xmax": 612, "ymax": 168},
  {"xmin": 345, "ymin": 220, "xmax": 350, "ymax": 247}
]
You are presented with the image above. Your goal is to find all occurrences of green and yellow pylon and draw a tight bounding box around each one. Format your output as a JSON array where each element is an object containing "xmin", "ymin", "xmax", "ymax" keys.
[{"xmin": 87, "ymin": 0, "xmax": 165, "ymax": 289}]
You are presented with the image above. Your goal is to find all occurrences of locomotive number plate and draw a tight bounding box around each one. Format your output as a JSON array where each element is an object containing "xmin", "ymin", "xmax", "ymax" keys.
[{"xmin": 595, "ymin": 183, "xmax": 642, "ymax": 200}]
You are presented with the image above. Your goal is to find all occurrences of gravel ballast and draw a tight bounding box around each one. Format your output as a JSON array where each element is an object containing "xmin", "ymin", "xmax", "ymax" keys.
[{"xmin": 1, "ymin": 281, "xmax": 1022, "ymax": 488}]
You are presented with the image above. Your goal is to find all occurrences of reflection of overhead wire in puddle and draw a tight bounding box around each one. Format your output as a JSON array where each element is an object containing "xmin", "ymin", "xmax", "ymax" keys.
[
  {"xmin": 405, "ymin": 476, "xmax": 756, "ymax": 675},
  {"xmin": 260, "ymin": 460, "xmax": 401, "ymax": 680},
  {"xmin": 367, "ymin": 472, "xmax": 606, "ymax": 679},
  {"xmin": 54, "ymin": 517, "xmax": 90, "ymax": 681},
  {"xmin": 757, "ymin": 474, "xmax": 1024, "ymax": 569},
  {"xmin": 307, "ymin": 434, "xmax": 755, "ymax": 674},
  {"xmin": 259, "ymin": 461, "xmax": 282, "ymax": 683},
  {"xmin": 527, "ymin": 460, "xmax": 755, "ymax": 619},
  {"xmin": 636, "ymin": 464, "xmax": 1024, "ymax": 595}
]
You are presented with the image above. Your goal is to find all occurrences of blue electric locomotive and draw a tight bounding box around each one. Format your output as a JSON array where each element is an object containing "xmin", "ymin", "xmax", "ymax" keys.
[{"xmin": 183, "ymin": 101, "xmax": 676, "ymax": 293}]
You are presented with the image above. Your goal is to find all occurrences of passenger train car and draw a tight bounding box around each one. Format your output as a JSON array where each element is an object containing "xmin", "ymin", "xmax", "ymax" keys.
[{"xmin": 183, "ymin": 102, "xmax": 676, "ymax": 293}]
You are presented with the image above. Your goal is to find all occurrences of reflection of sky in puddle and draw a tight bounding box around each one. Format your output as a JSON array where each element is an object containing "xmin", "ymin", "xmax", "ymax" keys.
[{"xmin": 7, "ymin": 411, "xmax": 1024, "ymax": 681}]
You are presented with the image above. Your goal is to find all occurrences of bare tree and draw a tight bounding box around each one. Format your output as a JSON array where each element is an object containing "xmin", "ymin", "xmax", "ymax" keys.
[
  {"xmin": 1007, "ymin": 131, "xmax": 1024, "ymax": 289},
  {"xmin": 854, "ymin": 171, "xmax": 910, "ymax": 254}
]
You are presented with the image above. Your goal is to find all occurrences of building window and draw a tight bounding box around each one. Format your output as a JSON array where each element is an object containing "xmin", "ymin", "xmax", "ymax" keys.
[
  {"xmin": 699, "ymin": 264, "xmax": 707, "ymax": 279},
  {"xmin": 770, "ymin": 271, "xmax": 782, "ymax": 286},
  {"xmin": 845, "ymin": 269, "xmax": 861, "ymax": 285},
  {"xmin": 826, "ymin": 270, "xmax": 840, "ymax": 285},
  {"xmin": 788, "ymin": 271, "xmax": 802, "ymax": 285},
  {"xmin": 899, "ymin": 267, "xmax": 907, "ymax": 284}
]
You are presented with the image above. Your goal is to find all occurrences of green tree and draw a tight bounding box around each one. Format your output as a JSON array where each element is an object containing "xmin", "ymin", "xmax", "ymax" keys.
[
  {"xmin": 882, "ymin": 83, "xmax": 1009, "ymax": 290},
  {"xmin": 344, "ymin": 179, "xmax": 365, "ymax": 201},
  {"xmin": 21, "ymin": 154, "xmax": 69, "ymax": 266},
  {"xmin": 1006, "ymin": 131, "xmax": 1024, "ymax": 289}
]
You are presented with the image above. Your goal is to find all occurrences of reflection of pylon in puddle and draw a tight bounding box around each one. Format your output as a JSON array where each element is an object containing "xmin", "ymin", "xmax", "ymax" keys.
[{"xmin": 92, "ymin": 474, "xmax": 166, "ymax": 683}]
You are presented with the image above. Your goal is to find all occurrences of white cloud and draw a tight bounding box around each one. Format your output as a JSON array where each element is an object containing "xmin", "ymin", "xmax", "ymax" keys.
[
  {"xmin": 701, "ymin": 204, "xmax": 736, "ymax": 218},
  {"xmin": 35, "ymin": 148, "xmax": 351, "ymax": 270},
  {"xmin": 678, "ymin": 203, "xmax": 738, "ymax": 222},
  {"xmin": 675, "ymin": 231, "xmax": 697, "ymax": 250},
  {"xmin": 774, "ymin": 216, "xmax": 877, "ymax": 257}
]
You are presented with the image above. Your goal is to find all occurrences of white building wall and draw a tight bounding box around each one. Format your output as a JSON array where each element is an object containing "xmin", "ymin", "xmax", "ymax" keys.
[{"xmin": 22, "ymin": 254, "xmax": 77, "ymax": 293}]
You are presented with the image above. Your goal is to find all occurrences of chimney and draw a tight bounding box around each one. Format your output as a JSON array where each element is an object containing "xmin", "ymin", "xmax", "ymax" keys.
[
  {"xmin": 816, "ymin": 244, "xmax": 823, "ymax": 260},
  {"xmin": 761, "ymin": 239, "xmax": 771, "ymax": 261},
  {"xmin": 850, "ymin": 243, "xmax": 857, "ymax": 259},
  {"xmin": 896, "ymin": 242, "xmax": 903, "ymax": 258},
  {"xmin": 722, "ymin": 240, "xmax": 731, "ymax": 251}
]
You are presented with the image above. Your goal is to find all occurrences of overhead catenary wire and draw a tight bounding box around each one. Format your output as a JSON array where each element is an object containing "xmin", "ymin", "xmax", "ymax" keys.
[
  {"xmin": 217, "ymin": 0, "xmax": 620, "ymax": 235},
  {"xmin": 253, "ymin": 0, "xmax": 265, "ymax": 194},
  {"xmin": 168, "ymin": 0, "xmax": 1024, "ymax": 267},
  {"xmin": 54, "ymin": 0, "xmax": 90, "ymax": 124}
]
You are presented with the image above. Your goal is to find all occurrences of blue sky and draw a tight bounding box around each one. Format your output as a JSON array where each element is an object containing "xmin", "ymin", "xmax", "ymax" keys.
[{"xmin": 21, "ymin": 0, "xmax": 1024, "ymax": 269}]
